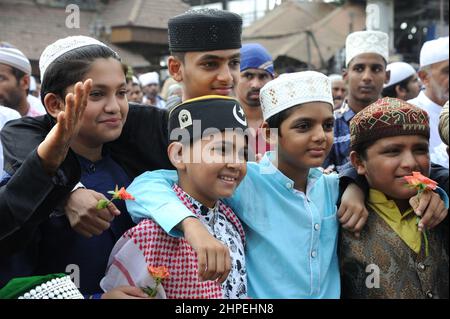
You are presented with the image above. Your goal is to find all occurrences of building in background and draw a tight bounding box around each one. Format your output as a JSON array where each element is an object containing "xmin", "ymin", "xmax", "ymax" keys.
[{"xmin": 0, "ymin": 0, "xmax": 189, "ymax": 79}]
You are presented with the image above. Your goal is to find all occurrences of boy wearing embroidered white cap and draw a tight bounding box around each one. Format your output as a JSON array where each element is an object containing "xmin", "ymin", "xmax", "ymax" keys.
[
  {"xmin": 139, "ymin": 71, "xmax": 166, "ymax": 109},
  {"xmin": 409, "ymin": 36, "xmax": 449, "ymax": 168},
  {"xmin": 122, "ymin": 71, "xmax": 372, "ymax": 298},
  {"xmin": 382, "ymin": 62, "xmax": 421, "ymax": 101},
  {"xmin": 323, "ymin": 30, "xmax": 390, "ymax": 173}
]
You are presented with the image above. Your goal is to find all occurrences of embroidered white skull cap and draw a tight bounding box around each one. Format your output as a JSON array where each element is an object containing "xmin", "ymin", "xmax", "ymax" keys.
[
  {"xmin": 420, "ymin": 36, "xmax": 449, "ymax": 68},
  {"xmin": 345, "ymin": 30, "xmax": 389, "ymax": 67},
  {"xmin": 39, "ymin": 36, "xmax": 109, "ymax": 82},
  {"xmin": 260, "ymin": 71, "xmax": 333, "ymax": 121}
]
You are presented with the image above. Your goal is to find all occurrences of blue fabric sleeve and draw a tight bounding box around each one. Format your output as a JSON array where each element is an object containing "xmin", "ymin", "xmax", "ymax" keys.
[
  {"xmin": 436, "ymin": 186, "xmax": 449, "ymax": 209},
  {"xmin": 125, "ymin": 169, "xmax": 196, "ymax": 237}
]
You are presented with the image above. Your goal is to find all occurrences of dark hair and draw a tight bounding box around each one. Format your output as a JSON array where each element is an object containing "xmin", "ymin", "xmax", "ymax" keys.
[
  {"xmin": 40, "ymin": 45, "xmax": 121, "ymax": 104},
  {"xmin": 351, "ymin": 140, "xmax": 377, "ymax": 161},
  {"xmin": 266, "ymin": 105, "xmax": 300, "ymax": 136},
  {"xmin": 381, "ymin": 74, "xmax": 414, "ymax": 98},
  {"xmin": 170, "ymin": 51, "xmax": 185, "ymax": 63}
]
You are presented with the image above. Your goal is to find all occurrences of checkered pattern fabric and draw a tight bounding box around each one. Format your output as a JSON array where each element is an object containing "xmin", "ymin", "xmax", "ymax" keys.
[{"xmin": 122, "ymin": 185, "xmax": 246, "ymax": 299}]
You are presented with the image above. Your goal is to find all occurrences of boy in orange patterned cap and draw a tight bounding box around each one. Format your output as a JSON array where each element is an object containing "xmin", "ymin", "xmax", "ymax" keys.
[{"xmin": 341, "ymin": 97, "xmax": 448, "ymax": 299}]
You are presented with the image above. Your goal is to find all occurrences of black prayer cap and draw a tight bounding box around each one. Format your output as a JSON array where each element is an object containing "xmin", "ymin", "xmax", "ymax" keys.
[
  {"xmin": 168, "ymin": 9, "xmax": 243, "ymax": 52},
  {"xmin": 168, "ymin": 95, "xmax": 248, "ymax": 143}
]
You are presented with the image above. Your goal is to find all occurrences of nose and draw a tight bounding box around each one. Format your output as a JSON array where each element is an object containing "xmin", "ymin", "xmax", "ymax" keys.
[
  {"xmin": 104, "ymin": 94, "xmax": 121, "ymax": 114},
  {"xmin": 311, "ymin": 125, "xmax": 326, "ymax": 143},
  {"xmin": 361, "ymin": 68, "xmax": 373, "ymax": 82},
  {"xmin": 399, "ymin": 151, "xmax": 420, "ymax": 171},
  {"xmin": 217, "ymin": 64, "xmax": 233, "ymax": 84}
]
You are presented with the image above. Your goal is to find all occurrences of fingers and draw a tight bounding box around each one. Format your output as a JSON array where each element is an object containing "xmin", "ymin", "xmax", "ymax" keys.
[
  {"xmin": 106, "ymin": 201, "xmax": 121, "ymax": 217},
  {"xmin": 418, "ymin": 193, "xmax": 439, "ymax": 230},
  {"xmin": 216, "ymin": 249, "xmax": 232, "ymax": 284},
  {"xmin": 411, "ymin": 192, "xmax": 431, "ymax": 217},
  {"xmin": 197, "ymin": 248, "xmax": 207, "ymax": 282},
  {"xmin": 340, "ymin": 207, "xmax": 368, "ymax": 233}
]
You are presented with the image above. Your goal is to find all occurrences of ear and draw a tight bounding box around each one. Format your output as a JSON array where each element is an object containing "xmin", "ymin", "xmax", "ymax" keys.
[
  {"xmin": 261, "ymin": 121, "xmax": 277, "ymax": 145},
  {"xmin": 342, "ymin": 69, "xmax": 349, "ymax": 84},
  {"xmin": 167, "ymin": 142, "xmax": 186, "ymax": 170},
  {"xmin": 20, "ymin": 74, "xmax": 30, "ymax": 92},
  {"xmin": 417, "ymin": 69, "xmax": 429, "ymax": 85},
  {"xmin": 395, "ymin": 84, "xmax": 406, "ymax": 99},
  {"xmin": 384, "ymin": 69, "xmax": 391, "ymax": 85},
  {"xmin": 43, "ymin": 93, "xmax": 64, "ymax": 118},
  {"xmin": 168, "ymin": 56, "xmax": 183, "ymax": 82},
  {"xmin": 349, "ymin": 151, "xmax": 367, "ymax": 176}
]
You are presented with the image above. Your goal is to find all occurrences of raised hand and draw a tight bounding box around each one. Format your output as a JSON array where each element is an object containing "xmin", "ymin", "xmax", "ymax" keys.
[{"xmin": 37, "ymin": 79, "xmax": 92, "ymax": 175}]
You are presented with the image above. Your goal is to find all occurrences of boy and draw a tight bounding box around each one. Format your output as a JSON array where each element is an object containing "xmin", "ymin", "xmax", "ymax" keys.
[
  {"xmin": 101, "ymin": 96, "xmax": 248, "ymax": 298},
  {"xmin": 126, "ymin": 71, "xmax": 364, "ymax": 298},
  {"xmin": 341, "ymin": 97, "xmax": 448, "ymax": 298}
]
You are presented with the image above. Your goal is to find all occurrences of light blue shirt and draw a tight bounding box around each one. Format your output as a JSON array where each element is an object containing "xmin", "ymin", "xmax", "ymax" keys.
[{"xmin": 126, "ymin": 152, "xmax": 341, "ymax": 298}]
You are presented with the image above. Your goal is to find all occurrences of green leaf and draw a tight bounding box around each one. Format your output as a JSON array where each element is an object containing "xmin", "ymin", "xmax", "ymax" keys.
[{"xmin": 96, "ymin": 199, "xmax": 109, "ymax": 210}]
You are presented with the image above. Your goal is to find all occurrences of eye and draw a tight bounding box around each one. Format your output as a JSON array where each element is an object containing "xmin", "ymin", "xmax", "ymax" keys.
[
  {"xmin": 117, "ymin": 89, "xmax": 127, "ymax": 97},
  {"xmin": 294, "ymin": 122, "xmax": 310, "ymax": 131},
  {"xmin": 230, "ymin": 59, "xmax": 240, "ymax": 68},
  {"xmin": 89, "ymin": 91, "xmax": 104, "ymax": 98},
  {"xmin": 201, "ymin": 61, "xmax": 218, "ymax": 69},
  {"xmin": 323, "ymin": 121, "xmax": 334, "ymax": 131}
]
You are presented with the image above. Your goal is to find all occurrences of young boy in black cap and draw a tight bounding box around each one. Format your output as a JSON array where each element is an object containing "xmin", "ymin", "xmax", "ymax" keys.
[
  {"xmin": 101, "ymin": 96, "xmax": 249, "ymax": 299},
  {"xmin": 167, "ymin": 9, "xmax": 243, "ymax": 103}
]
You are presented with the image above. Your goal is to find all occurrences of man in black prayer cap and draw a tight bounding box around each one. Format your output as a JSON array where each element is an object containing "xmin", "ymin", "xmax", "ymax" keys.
[{"xmin": 167, "ymin": 9, "xmax": 243, "ymax": 103}]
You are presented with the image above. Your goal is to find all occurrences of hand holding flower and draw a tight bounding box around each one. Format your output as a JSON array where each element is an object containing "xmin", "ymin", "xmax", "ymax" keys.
[
  {"xmin": 96, "ymin": 185, "xmax": 135, "ymax": 210},
  {"xmin": 404, "ymin": 171, "xmax": 440, "ymax": 256}
]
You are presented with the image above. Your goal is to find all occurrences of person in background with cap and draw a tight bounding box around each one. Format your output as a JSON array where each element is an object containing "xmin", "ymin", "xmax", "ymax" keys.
[
  {"xmin": 236, "ymin": 43, "xmax": 275, "ymax": 154},
  {"xmin": 126, "ymin": 75, "xmax": 144, "ymax": 104},
  {"xmin": 328, "ymin": 74, "xmax": 347, "ymax": 111},
  {"xmin": 409, "ymin": 36, "xmax": 449, "ymax": 168},
  {"xmin": 382, "ymin": 61, "xmax": 421, "ymax": 101},
  {"xmin": 139, "ymin": 71, "xmax": 166, "ymax": 109},
  {"xmin": 323, "ymin": 30, "xmax": 390, "ymax": 173},
  {"xmin": 0, "ymin": 105, "xmax": 20, "ymax": 176},
  {"xmin": 0, "ymin": 45, "xmax": 44, "ymax": 117}
]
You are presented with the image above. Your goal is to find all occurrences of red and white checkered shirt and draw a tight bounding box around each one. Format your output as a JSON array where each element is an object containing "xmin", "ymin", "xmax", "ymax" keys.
[{"xmin": 121, "ymin": 184, "xmax": 247, "ymax": 299}]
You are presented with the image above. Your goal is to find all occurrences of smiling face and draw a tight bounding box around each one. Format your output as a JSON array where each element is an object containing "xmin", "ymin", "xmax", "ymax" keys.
[
  {"xmin": 344, "ymin": 53, "xmax": 389, "ymax": 111},
  {"xmin": 352, "ymin": 135, "xmax": 430, "ymax": 203},
  {"xmin": 68, "ymin": 58, "xmax": 128, "ymax": 149},
  {"xmin": 169, "ymin": 49, "xmax": 241, "ymax": 100},
  {"xmin": 276, "ymin": 102, "xmax": 334, "ymax": 173},
  {"xmin": 174, "ymin": 131, "xmax": 247, "ymax": 208}
]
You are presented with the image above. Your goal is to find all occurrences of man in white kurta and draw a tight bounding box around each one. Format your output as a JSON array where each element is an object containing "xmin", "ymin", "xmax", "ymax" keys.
[{"xmin": 409, "ymin": 36, "xmax": 449, "ymax": 168}]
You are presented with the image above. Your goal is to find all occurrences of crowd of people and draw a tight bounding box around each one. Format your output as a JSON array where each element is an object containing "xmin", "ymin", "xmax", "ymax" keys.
[{"xmin": 0, "ymin": 8, "xmax": 448, "ymax": 299}]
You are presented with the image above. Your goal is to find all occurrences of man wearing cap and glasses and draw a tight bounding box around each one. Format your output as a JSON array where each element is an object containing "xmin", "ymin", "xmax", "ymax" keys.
[{"xmin": 409, "ymin": 37, "xmax": 449, "ymax": 168}]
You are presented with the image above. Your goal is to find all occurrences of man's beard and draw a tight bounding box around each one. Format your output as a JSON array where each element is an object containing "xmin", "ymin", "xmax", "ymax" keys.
[
  {"xmin": 0, "ymin": 88, "xmax": 22, "ymax": 110},
  {"xmin": 245, "ymin": 89, "xmax": 261, "ymax": 107}
]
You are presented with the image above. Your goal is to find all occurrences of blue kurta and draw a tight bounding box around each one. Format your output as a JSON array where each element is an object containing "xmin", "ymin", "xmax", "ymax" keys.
[{"xmin": 126, "ymin": 151, "xmax": 341, "ymax": 298}]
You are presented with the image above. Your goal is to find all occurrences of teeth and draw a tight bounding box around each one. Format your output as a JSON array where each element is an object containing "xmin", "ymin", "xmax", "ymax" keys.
[{"xmin": 220, "ymin": 176, "xmax": 236, "ymax": 182}]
